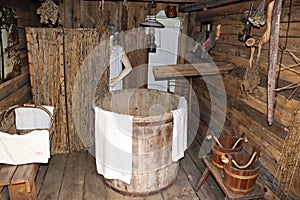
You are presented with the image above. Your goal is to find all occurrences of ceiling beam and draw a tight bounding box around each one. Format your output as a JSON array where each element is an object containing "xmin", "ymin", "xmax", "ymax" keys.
[
  {"xmin": 0, "ymin": 0, "xmax": 40, "ymax": 10},
  {"xmin": 179, "ymin": 0, "xmax": 243, "ymax": 12},
  {"xmin": 83, "ymin": 0, "xmax": 199, "ymax": 3}
]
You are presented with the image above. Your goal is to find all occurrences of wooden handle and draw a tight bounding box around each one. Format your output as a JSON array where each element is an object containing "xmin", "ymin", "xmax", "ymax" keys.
[
  {"xmin": 206, "ymin": 134, "xmax": 223, "ymax": 148},
  {"xmin": 222, "ymin": 147, "xmax": 260, "ymax": 169},
  {"xmin": 231, "ymin": 136, "xmax": 248, "ymax": 149}
]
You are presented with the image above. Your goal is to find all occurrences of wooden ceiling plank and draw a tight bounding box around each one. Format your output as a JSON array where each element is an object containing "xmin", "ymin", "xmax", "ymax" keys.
[{"xmin": 179, "ymin": 0, "xmax": 243, "ymax": 12}]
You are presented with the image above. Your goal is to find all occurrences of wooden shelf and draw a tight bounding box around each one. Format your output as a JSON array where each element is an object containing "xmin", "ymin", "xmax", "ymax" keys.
[
  {"xmin": 197, "ymin": 156, "xmax": 265, "ymax": 200},
  {"xmin": 153, "ymin": 62, "xmax": 235, "ymax": 80}
]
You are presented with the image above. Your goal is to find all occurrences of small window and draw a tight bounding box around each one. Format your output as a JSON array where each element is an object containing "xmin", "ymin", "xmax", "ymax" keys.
[{"xmin": 0, "ymin": 6, "xmax": 20, "ymax": 84}]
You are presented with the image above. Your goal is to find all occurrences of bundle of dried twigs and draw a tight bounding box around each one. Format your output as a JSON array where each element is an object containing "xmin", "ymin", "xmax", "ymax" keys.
[
  {"xmin": 274, "ymin": 48, "xmax": 300, "ymax": 198},
  {"xmin": 275, "ymin": 105, "xmax": 300, "ymax": 198}
]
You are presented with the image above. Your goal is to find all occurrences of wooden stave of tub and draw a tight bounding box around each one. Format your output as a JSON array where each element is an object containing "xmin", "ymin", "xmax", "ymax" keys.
[{"xmin": 96, "ymin": 89, "xmax": 180, "ymax": 196}]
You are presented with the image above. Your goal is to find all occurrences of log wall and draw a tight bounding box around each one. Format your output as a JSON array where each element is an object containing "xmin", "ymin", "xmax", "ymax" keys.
[
  {"xmin": 0, "ymin": 73, "xmax": 31, "ymax": 114},
  {"xmin": 188, "ymin": 0, "xmax": 300, "ymax": 199},
  {"xmin": 0, "ymin": 3, "xmax": 40, "ymax": 113},
  {"xmin": 15, "ymin": 7, "xmax": 40, "ymax": 74}
]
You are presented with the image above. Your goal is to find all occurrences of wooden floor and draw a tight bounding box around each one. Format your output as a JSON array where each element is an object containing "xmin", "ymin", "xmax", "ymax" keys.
[{"xmin": 36, "ymin": 139, "xmax": 225, "ymax": 200}]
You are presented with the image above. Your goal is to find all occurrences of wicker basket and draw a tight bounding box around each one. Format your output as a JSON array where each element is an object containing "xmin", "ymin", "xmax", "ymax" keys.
[{"xmin": 0, "ymin": 104, "xmax": 54, "ymax": 153}]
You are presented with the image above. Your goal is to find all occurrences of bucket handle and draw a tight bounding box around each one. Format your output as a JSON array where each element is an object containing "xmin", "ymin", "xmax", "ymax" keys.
[
  {"xmin": 231, "ymin": 135, "xmax": 248, "ymax": 149},
  {"xmin": 221, "ymin": 147, "xmax": 260, "ymax": 169},
  {"xmin": 206, "ymin": 134, "xmax": 223, "ymax": 147},
  {"xmin": 206, "ymin": 133, "xmax": 248, "ymax": 149}
]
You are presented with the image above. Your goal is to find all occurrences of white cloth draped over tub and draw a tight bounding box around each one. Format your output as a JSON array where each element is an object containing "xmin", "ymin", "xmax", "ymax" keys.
[
  {"xmin": 94, "ymin": 97, "xmax": 188, "ymax": 184},
  {"xmin": 0, "ymin": 105, "xmax": 53, "ymax": 165},
  {"xmin": 171, "ymin": 97, "xmax": 188, "ymax": 161},
  {"xmin": 94, "ymin": 106, "xmax": 133, "ymax": 184}
]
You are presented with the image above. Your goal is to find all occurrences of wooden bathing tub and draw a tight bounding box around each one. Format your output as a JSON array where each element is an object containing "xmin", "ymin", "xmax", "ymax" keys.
[{"xmin": 96, "ymin": 88, "xmax": 180, "ymax": 196}]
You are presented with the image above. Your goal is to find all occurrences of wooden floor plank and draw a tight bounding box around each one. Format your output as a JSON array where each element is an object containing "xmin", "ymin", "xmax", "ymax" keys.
[
  {"xmin": 162, "ymin": 164, "xmax": 199, "ymax": 200},
  {"xmin": 83, "ymin": 152, "xmax": 106, "ymax": 200},
  {"xmin": 106, "ymin": 187, "xmax": 124, "ymax": 200},
  {"xmin": 59, "ymin": 150, "xmax": 86, "ymax": 200},
  {"xmin": 145, "ymin": 193, "xmax": 164, "ymax": 200},
  {"xmin": 123, "ymin": 195, "xmax": 144, "ymax": 200},
  {"xmin": 36, "ymin": 149, "xmax": 230, "ymax": 200},
  {"xmin": 187, "ymin": 139, "xmax": 225, "ymax": 199},
  {"xmin": 0, "ymin": 186, "xmax": 9, "ymax": 200},
  {"xmin": 35, "ymin": 164, "xmax": 48, "ymax": 195},
  {"xmin": 181, "ymin": 152, "xmax": 215, "ymax": 200},
  {"xmin": 38, "ymin": 153, "xmax": 68, "ymax": 200}
]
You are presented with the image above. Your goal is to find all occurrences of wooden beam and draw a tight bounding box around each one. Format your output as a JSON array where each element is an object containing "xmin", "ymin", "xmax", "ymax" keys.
[
  {"xmin": 267, "ymin": 0, "xmax": 282, "ymax": 125},
  {"xmin": 83, "ymin": 0, "xmax": 198, "ymax": 2},
  {"xmin": 153, "ymin": 62, "xmax": 235, "ymax": 80},
  {"xmin": 0, "ymin": 0, "xmax": 39, "ymax": 10},
  {"xmin": 179, "ymin": 0, "xmax": 244, "ymax": 12}
]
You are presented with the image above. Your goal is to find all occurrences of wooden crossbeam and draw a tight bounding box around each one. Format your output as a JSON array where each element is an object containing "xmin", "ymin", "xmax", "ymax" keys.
[
  {"xmin": 153, "ymin": 62, "xmax": 235, "ymax": 80},
  {"xmin": 179, "ymin": 0, "xmax": 244, "ymax": 12}
]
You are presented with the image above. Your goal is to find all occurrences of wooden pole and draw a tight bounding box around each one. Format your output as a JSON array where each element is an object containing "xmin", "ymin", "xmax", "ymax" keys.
[
  {"xmin": 0, "ymin": 28, "xmax": 4, "ymax": 80},
  {"xmin": 268, "ymin": 0, "xmax": 282, "ymax": 125}
]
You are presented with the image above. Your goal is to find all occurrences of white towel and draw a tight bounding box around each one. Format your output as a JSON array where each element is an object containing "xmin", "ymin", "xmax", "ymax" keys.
[
  {"xmin": 171, "ymin": 97, "xmax": 188, "ymax": 161},
  {"xmin": 94, "ymin": 106, "xmax": 133, "ymax": 184},
  {"xmin": 0, "ymin": 130, "xmax": 50, "ymax": 165},
  {"xmin": 15, "ymin": 106, "xmax": 54, "ymax": 130},
  {"xmin": 109, "ymin": 45, "xmax": 123, "ymax": 92}
]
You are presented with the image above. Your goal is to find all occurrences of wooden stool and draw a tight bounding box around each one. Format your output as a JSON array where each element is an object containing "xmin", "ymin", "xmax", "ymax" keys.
[
  {"xmin": 0, "ymin": 164, "xmax": 39, "ymax": 200},
  {"xmin": 196, "ymin": 156, "xmax": 265, "ymax": 200}
]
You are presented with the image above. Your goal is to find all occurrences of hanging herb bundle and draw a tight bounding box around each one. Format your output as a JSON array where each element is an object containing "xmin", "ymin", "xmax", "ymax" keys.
[{"xmin": 36, "ymin": 0, "xmax": 60, "ymax": 26}]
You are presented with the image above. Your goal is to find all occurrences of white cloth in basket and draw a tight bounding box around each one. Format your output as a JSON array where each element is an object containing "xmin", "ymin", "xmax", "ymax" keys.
[
  {"xmin": 0, "ymin": 105, "xmax": 53, "ymax": 165},
  {"xmin": 94, "ymin": 106, "xmax": 133, "ymax": 184},
  {"xmin": 171, "ymin": 97, "xmax": 188, "ymax": 161},
  {"xmin": 15, "ymin": 105, "xmax": 54, "ymax": 130},
  {"xmin": 0, "ymin": 130, "xmax": 50, "ymax": 165}
]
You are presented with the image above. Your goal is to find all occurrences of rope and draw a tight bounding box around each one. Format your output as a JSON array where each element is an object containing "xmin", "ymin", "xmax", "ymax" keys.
[
  {"xmin": 231, "ymin": 137, "xmax": 248, "ymax": 149},
  {"xmin": 222, "ymin": 152, "xmax": 258, "ymax": 169}
]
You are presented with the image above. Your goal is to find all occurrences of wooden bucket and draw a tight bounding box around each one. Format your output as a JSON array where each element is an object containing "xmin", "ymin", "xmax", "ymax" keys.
[
  {"xmin": 96, "ymin": 89, "xmax": 180, "ymax": 196},
  {"xmin": 211, "ymin": 135, "xmax": 245, "ymax": 169},
  {"xmin": 222, "ymin": 147, "xmax": 261, "ymax": 194}
]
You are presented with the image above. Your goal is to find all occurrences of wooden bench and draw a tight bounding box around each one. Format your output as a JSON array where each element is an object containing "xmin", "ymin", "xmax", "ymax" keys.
[
  {"xmin": 196, "ymin": 156, "xmax": 265, "ymax": 200},
  {"xmin": 0, "ymin": 104, "xmax": 53, "ymax": 200},
  {"xmin": 0, "ymin": 164, "xmax": 39, "ymax": 200}
]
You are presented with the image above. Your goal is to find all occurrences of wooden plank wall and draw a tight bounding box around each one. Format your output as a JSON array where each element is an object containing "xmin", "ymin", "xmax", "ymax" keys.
[
  {"xmin": 60, "ymin": 0, "xmax": 188, "ymax": 88},
  {"xmin": 15, "ymin": 7, "xmax": 40, "ymax": 74},
  {"xmin": 0, "ymin": 73, "xmax": 31, "ymax": 114},
  {"xmin": 26, "ymin": 28, "xmax": 68, "ymax": 154},
  {"xmin": 0, "ymin": 4, "xmax": 40, "ymax": 113},
  {"xmin": 19, "ymin": 1, "xmax": 188, "ymax": 154},
  {"xmin": 26, "ymin": 28, "xmax": 110, "ymax": 154},
  {"xmin": 188, "ymin": 0, "xmax": 300, "ymax": 199}
]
